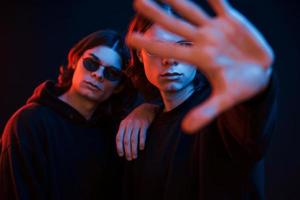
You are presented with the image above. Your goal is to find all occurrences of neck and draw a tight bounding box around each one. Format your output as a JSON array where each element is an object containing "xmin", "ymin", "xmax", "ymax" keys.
[
  {"xmin": 59, "ymin": 89, "xmax": 98, "ymax": 120},
  {"xmin": 161, "ymin": 85, "xmax": 195, "ymax": 112}
]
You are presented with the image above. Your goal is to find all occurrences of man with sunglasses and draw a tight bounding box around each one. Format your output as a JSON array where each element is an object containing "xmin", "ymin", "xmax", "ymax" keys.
[{"xmin": 0, "ymin": 29, "xmax": 157, "ymax": 200}]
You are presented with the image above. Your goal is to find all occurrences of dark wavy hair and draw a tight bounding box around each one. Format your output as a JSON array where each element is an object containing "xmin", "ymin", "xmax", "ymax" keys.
[
  {"xmin": 57, "ymin": 29, "xmax": 136, "ymax": 118},
  {"xmin": 126, "ymin": 2, "xmax": 208, "ymax": 101},
  {"xmin": 57, "ymin": 29, "xmax": 129, "ymax": 90}
]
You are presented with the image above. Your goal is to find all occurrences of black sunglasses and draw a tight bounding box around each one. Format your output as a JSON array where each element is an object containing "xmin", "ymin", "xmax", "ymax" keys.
[{"xmin": 82, "ymin": 57, "xmax": 123, "ymax": 82}]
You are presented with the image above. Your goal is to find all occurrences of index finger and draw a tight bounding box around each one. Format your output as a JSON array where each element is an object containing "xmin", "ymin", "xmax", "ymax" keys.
[
  {"xmin": 133, "ymin": 0, "xmax": 198, "ymax": 41},
  {"xmin": 164, "ymin": 0, "xmax": 211, "ymax": 26}
]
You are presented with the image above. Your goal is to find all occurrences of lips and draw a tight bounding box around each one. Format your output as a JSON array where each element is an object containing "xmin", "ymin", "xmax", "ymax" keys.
[
  {"xmin": 84, "ymin": 81, "xmax": 102, "ymax": 91},
  {"xmin": 160, "ymin": 72, "xmax": 182, "ymax": 77}
]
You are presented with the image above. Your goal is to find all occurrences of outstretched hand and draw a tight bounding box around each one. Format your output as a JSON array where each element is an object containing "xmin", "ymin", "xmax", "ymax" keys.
[{"xmin": 126, "ymin": 0, "xmax": 274, "ymax": 133}]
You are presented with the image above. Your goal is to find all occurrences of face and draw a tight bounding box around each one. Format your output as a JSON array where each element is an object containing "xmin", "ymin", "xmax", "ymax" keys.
[
  {"xmin": 140, "ymin": 25, "xmax": 196, "ymax": 95},
  {"xmin": 70, "ymin": 45, "xmax": 122, "ymax": 104}
]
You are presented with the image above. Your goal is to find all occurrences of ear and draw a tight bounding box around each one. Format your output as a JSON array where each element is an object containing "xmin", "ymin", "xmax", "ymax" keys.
[{"xmin": 137, "ymin": 50, "xmax": 143, "ymax": 63}]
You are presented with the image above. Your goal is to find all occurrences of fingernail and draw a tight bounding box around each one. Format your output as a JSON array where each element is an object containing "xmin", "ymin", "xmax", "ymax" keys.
[{"xmin": 118, "ymin": 152, "xmax": 123, "ymax": 157}]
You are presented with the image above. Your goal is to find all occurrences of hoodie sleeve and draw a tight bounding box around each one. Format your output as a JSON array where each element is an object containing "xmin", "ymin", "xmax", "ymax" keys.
[
  {"xmin": 216, "ymin": 73, "xmax": 278, "ymax": 160},
  {"xmin": 0, "ymin": 105, "xmax": 49, "ymax": 200}
]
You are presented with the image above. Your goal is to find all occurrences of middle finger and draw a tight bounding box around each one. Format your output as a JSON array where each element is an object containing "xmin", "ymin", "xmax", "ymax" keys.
[{"xmin": 134, "ymin": 0, "xmax": 198, "ymax": 41}]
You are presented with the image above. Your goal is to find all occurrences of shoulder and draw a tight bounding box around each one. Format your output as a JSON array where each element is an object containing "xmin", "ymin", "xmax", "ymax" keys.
[
  {"xmin": 1, "ymin": 102, "xmax": 52, "ymax": 151},
  {"xmin": 5, "ymin": 102, "xmax": 54, "ymax": 129}
]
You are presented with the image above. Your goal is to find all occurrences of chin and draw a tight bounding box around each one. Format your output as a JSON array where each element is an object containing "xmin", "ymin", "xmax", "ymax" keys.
[
  {"xmin": 79, "ymin": 90, "xmax": 103, "ymax": 102},
  {"xmin": 162, "ymin": 87, "xmax": 181, "ymax": 93},
  {"xmin": 162, "ymin": 83, "xmax": 181, "ymax": 91}
]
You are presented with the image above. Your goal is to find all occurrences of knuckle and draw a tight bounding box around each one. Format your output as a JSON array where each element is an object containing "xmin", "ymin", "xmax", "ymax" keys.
[
  {"xmin": 140, "ymin": 139, "xmax": 144, "ymax": 144},
  {"xmin": 116, "ymin": 138, "xmax": 122, "ymax": 144},
  {"xmin": 116, "ymin": 134, "xmax": 121, "ymax": 141},
  {"xmin": 131, "ymin": 138, "xmax": 137, "ymax": 144},
  {"xmin": 124, "ymin": 139, "xmax": 130, "ymax": 146}
]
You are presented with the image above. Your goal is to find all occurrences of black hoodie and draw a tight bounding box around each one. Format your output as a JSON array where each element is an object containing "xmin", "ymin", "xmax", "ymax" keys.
[
  {"xmin": 122, "ymin": 76, "xmax": 277, "ymax": 200},
  {"xmin": 0, "ymin": 81, "xmax": 121, "ymax": 200}
]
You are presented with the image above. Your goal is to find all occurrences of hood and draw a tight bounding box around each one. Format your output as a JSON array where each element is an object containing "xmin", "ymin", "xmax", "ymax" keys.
[
  {"xmin": 27, "ymin": 81, "xmax": 110, "ymax": 125},
  {"xmin": 27, "ymin": 80, "xmax": 64, "ymax": 105}
]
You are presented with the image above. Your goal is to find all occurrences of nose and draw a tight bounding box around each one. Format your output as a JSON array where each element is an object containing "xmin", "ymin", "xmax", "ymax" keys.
[
  {"xmin": 91, "ymin": 66, "xmax": 105, "ymax": 82},
  {"xmin": 162, "ymin": 57, "xmax": 178, "ymax": 66}
]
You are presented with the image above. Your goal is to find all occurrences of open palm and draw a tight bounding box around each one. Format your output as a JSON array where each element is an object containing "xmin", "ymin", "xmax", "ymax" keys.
[{"xmin": 126, "ymin": 0, "xmax": 274, "ymax": 133}]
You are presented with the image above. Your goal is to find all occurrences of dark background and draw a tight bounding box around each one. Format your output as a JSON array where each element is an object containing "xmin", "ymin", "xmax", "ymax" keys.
[{"xmin": 1, "ymin": 0, "xmax": 299, "ymax": 199}]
